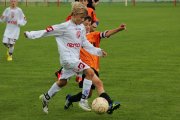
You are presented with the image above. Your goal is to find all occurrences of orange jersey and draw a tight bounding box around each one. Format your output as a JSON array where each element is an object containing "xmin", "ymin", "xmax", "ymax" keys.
[
  {"xmin": 87, "ymin": 7, "xmax": 99, "ymax": 23},
  {"xmin": 80, "ymin": 31, "xmax": 107, "ymax": 71}
]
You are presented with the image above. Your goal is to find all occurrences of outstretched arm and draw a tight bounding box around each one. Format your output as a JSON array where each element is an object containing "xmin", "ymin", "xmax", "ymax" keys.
[
  {"xmin": 24, "ymin": 25, "xmax": 64, "ymax": 39},
  {"xmin": 105, "ymin": 24, "xmax": 126, "ymax": 38}
]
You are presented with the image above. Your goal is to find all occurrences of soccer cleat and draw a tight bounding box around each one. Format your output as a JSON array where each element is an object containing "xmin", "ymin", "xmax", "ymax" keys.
[
  {"xmin": 39, "ymin": 94, "xmax": 49, "ymax": 114},
  {"xmin": 7, "ymin": 55, "xmax": 12, "ymax": 61},
  {"xmin": 64, "ymin": 94, "xmax": 73, "ymax": 110},
  {"xmin": 79, "ymin": 99, "xmax": 91, "ymax": 111},
  {"xmin": 107, "ymin": 102, "xmax": 121, "ymax": 114}
]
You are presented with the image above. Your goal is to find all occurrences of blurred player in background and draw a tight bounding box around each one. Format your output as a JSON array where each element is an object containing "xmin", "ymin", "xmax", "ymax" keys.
[
  {"xmin": 24, "ymin": 2, "xmax": 118, "ymax": 114},
  {"xmin": 0, "ymin": 0, "xmax": 27, "ymax": 61},
  {"xmin": 87, "ymin": 0, "xmax": 99, "ymax": 10}
]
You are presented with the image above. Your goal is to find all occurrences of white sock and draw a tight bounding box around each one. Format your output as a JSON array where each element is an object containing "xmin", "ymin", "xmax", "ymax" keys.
[
  {"xmin": 81, "ymin": 79, "xmax": 92, "ymax": 101},
  {"xmin": 47, "ymin": 82, "xmax": 61, "ymax": 98},
  {"xmin": 9, "ymin": 45, "xmax": 14, "ymax": 55}
]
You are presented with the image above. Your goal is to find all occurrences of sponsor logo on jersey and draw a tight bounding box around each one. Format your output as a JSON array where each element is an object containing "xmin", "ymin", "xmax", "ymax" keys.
[
  {"xmin": 76, "ymin": 30, "xmax": 81, "ymax": 39},
  {"xmin": 67, "ymin": 43, "xmax": 80, "ymax": 48},
  {"xmin": 7, "ymin": 20, "xmax": 17, "ymax": 24},
  {"xmin": 78, "ymin": 62, "xmax": 85, "ymax": 69}
]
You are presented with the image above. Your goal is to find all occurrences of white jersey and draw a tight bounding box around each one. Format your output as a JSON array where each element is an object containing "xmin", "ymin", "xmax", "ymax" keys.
[
  {"xmin": 26, "ymin": 20, "xmax": 103, "ymax": 68},
  {"xmin": 1, "ymin": 7, "xmax": 27, "ymax": 39}
]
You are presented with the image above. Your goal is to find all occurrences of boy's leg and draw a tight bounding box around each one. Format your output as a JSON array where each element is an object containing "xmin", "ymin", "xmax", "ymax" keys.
[
  {"xmin": 3, "ymin": 37, "xmax": 9, "ymax": 49},
  {"xmin": 86, "ymin": 69, "xmax": 120, "ymax": 114},
  {"xmin": 99, "ymin": 92, "xmax": 120, "ymax": 114},
  {"xmin": 40, "ymin": 81, "xmax": 63, "ymax": 114},
  {"xmin": 3, "ymin": 37, "xmax": 10, "ymax": 60},
  {"xmin": 79, "ymin": 78, "xmax": 92, "ymax": 111},
  {"xmin": 40, "ymin": 68, "xmax": 74, "ymax": 114},
  {"xmin": 3, "ymin": 38, "xmax": 16, "ymax": 61},
  {"xmin": 64, "ymin": 71, "xmax": 96, "ymax": 110},
  {"xmin": 8, "ymin": 44, "xmax": 14, "ymax": 56},
  {"xmin": 7, "ymin": 44, "xmax": 14, "ymax": 61},
  {"xmin": 68, "ymin": 61, "xmax": 98, "ymax": 111}
]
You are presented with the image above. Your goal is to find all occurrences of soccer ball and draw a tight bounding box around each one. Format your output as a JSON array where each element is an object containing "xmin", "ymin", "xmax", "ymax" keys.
[{"xmin": 91, "ymin": 97, "xmax": 109, "ymax": 114}]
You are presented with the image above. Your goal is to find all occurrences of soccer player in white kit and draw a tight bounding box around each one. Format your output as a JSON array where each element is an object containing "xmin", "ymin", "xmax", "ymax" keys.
[
  {"xmin": 0, "ymin": 0, "xmax": 27, "ymax": 61},
  {"xmin": 24, "ymin": 2, "xmax": 119, "ymax": 114}
]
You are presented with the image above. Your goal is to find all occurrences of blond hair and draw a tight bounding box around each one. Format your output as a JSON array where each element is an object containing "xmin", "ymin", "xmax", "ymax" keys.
[{"xmin": 71, "ymin": 2, "xmax": 87, "ymax": 16}]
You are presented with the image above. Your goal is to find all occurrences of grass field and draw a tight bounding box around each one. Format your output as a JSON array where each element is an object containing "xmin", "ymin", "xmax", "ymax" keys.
[{"xmin": 0, "ymin": 2, "xmax": 180, "ymax": 120}]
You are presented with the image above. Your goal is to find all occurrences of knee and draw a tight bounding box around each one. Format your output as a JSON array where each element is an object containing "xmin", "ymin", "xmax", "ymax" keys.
[
  {"xmin": 57, "ymin": 79, "xmax": 67, "ymax": 87},
  {"xmin": 85, "ymin": 68, "xmax": 95, "ymax": 80},
  {"xmin": 9, "ymin": 44, "xmax": 14, "ymax": 47}
]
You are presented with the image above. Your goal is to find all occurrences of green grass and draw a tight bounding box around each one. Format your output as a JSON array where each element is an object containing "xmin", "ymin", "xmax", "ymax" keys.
[{"xmin": 0, "ymin": 3, "xmax": 180, "ymax": 120}]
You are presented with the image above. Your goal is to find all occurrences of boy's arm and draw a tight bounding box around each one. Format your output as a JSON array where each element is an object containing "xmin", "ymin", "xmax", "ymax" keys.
[
  {"xmin": 83, "ymin": 39, "xmax": 107, "ymax": 57},
  {"xmin": 17, "ymin": 9, "xmax": 27, "ymax": 26},
  {"xmin": 0, "ymin": 16, "xmax": 7, "ymax": 23},
  {"xmin": 0, "ymin": 16, "xmax": 3, "ymax": 22},
  {"xmin": 0, "ymin": 8, "xmax": 9, "ymax": 23},
  {"xmin": 24, "ymin": 30, "xmax": 47, "ymax": 39},
  {"xmin": 82, "ymin": 30, "xmax": 107, "ymax": 57},
  {"xmin": 24, "ymin": 25, "xmax": 63, "ymax": 39},
  {"xmin": 105, "ymin": 24, "xmax": 126, "ymax": 38},
  {"xmin": 17, "ymin": 16, "xmax": 27, "ymax": 26}
]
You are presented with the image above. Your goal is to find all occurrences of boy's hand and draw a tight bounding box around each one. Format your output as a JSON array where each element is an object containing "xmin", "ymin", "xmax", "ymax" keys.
[
  {"xmin": 120, "ymin": 24, "xmax": 126, "ymax": 30},
  {"xmin": 101, "ymin": 50, "xmax": 107, "ymax": 57},
  {"xmin": 24, "ymin": 31, "xmax": 30, "ymax": 38}
]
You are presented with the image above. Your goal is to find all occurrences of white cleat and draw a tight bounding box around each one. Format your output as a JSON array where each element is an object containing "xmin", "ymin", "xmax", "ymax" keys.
[
  {"xmin": 39, "ymin": 94, "xmax": 49, "ymax": 114},
  {"xmin": 79, "ymin": 99, "xmax": 91, "ymax": 111}
]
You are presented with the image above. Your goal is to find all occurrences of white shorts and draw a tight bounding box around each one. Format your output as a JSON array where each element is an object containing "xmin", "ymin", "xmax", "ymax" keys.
[
  {"xmin": 60, "ymin": 60, "xmax": 90, "ymax": 80},
  {"xmin": 3, "ymin": 36, "xmax": 16, "ymax": 44}
]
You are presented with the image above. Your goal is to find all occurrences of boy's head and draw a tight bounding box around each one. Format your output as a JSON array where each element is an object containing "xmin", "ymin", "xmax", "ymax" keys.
[
  {"xmin": 10, "ymin": 0, "xmax": 17, "ymax": 8},
  {"xmin": 71, "ymin": 2, "xmax": 88, "ymax": 25},
  {"xmin": 78, "ymin": 0, "xmax": 88, "ymax": 6},
  {"xmin": 83, "ymin": 16, "xmax": 92, "ymax": 33}
]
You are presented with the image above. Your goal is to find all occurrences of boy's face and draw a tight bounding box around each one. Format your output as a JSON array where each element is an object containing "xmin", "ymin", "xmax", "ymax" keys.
[
  {"xmin": 73, "ymin": 10, "xmax": 87, "ymax": 25},
  {"xmin": 10, "ymin": 0, "xmax": 17, "ymax": 8},
  {"xmin": 83, "ymin": 19, "xmax": 91, "ymax": 33}
]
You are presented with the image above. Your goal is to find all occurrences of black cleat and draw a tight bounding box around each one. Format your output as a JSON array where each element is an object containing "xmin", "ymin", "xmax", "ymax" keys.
[
  {"xmin": 64, "ymin": 94, "xmax": 73, "ymax": 110},
  {"xmin": 107, "ymin": 102, "xmax": 120, "ymax": 114}
]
